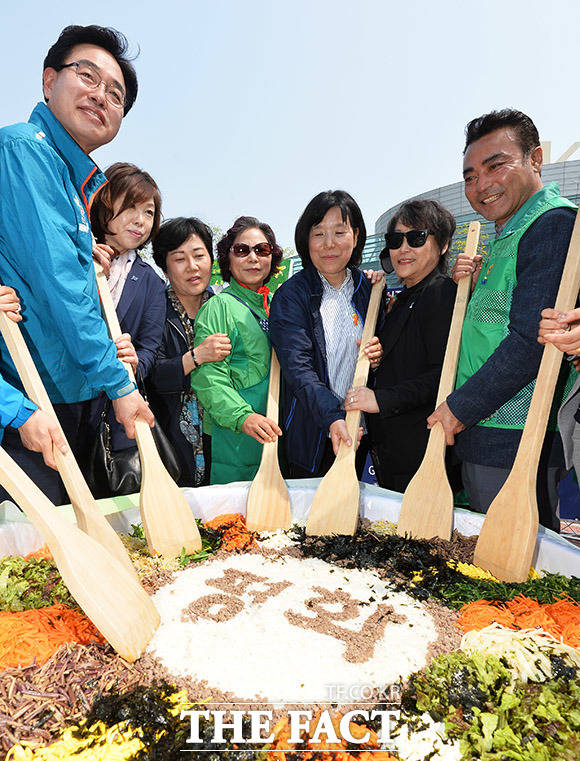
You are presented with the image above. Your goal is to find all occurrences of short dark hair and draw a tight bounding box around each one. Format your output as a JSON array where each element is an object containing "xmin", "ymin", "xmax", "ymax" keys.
[
  {"xmin": 382, "ymin": 199, "xmax": 456, "ymax": 274},
  {"xmin": 464, "ymin": 109, "xmax": 540, "ymax": 157},
  {"xmin": 91, "ymin": 163, "xmax": 161, "ymax": 248},
  {"xmin": 44, "ymin": 25, "xmax": 138, "ymax": 115},
  {"xmin": 294, "ymin": 190, "xmax": 366, "ymax": 269},
  {"xmin": 216, "ymin": 216, "xmax": 282, "ymax": 284},
  {"xmin": 152, "ymin": 217, "xmax": 214, "ymax": 272}
]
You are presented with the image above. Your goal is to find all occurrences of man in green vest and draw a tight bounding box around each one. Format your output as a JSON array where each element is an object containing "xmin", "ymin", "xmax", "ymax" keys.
[{"xmin": 427, "ymin": 109, "xmax": 576, "ymax": 532}]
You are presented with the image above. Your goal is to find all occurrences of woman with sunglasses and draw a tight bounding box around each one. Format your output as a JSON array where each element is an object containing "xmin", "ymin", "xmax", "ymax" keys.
[
  {"xmin": 191, "ymin": 216, "xmax": 283, "ymax": 484},
  {"xmin": 344, "ymin": 199, "xmax": 459, "ymax": 493},
  {"xmin": 269, "ymin": 190, "xmax": 383, "ymax": 479}
]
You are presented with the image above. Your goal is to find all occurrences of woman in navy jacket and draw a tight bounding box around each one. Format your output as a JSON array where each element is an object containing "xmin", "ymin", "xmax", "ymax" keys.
[
  {"xmin": 147, "ymin": 218, "xmax": 231, "ymax": 486},
  {"xmin": 90, "ymin": 163, "xmax": 166, "ymax": 453},
  {"xmin": 269, "ymin": 190, "xmax": 382, "ymax": 478}
]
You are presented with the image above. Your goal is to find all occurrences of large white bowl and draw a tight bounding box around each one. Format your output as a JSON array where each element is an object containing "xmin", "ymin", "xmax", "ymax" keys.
[{"xmin": 1, "ymin": 480, "xmax": 579, "ymax": 577}]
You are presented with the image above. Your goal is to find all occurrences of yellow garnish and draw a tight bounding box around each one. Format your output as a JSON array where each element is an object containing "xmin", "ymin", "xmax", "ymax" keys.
[{"xmin": 7, "ymin": 690, "xmax": 191, "ymax": 760}]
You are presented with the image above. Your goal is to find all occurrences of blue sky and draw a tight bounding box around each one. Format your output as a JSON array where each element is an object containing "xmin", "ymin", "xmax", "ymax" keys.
[{"xmin": 2, "ymin": 0, "xmax": 579, "ymax": 249}]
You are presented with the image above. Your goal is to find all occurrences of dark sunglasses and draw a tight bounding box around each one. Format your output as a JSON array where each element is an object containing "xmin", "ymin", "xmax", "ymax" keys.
[
  {"xmin": 384, "ymin": 229, "xmax": 432, "ymax": 249},
  {"xmin": 230, "ymin": 242, "xmax": 272, "ymax": 258}
]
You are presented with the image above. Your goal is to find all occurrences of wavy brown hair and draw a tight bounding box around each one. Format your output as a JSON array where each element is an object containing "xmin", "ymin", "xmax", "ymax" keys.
[
  {"xmin": 216, "ymin": 216, "xmax": 283, "ymax": 284},
  {"xmin": 91, "ymin": 162, "xmax": 162, "ymax": 248}
]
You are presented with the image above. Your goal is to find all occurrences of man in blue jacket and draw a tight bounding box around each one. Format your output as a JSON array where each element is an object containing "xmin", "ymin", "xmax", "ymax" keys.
[{"xmin": 0, "ymin": 25, "xmax": 153, "ymax": 503}]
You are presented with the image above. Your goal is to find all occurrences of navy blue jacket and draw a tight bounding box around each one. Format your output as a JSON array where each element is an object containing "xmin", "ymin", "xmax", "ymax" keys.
[
  {"xmin": 147, "ymin": 291, "xmax": 213, "ymax": 486},
  {"xmin": 92, "ymin": 257, "xmax": 166, "ymax": 450},
  {"xmin": 116, "ymin": 257, "xmax": 166, "ymax": 379},
  {"xmin": 270, "ymin": 265, "xmax": 374, "ymax": 473}
]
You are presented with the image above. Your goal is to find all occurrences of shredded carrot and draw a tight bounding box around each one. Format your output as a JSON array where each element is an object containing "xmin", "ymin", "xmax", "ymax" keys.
[
  {"xmin": 24, "ymin": 545, "xmax": 54, "ymax": 561},
  {"xmin": 456, "ymin": 595, "xmax": 580, "ymax": 648},
  {"xmin": 0, "ymin": 603, "xmax": 105, "ymax": 669},
  {"xmin": 204, "ymin": 513, "xmax": 258, "ymax": 552}
]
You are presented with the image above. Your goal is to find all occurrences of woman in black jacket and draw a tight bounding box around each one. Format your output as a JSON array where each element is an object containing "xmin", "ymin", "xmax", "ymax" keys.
[
  {"xmin": 345, "ymin": 199, "xmax": 459, "ymax": 493},
  {"xmin": 147, "ymin": 218, "xmax": 231, "ymax": 486}
]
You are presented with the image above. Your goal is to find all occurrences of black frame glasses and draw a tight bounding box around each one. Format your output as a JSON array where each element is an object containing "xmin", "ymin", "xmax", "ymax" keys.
[
  {"xmin": 384, "ymin": 229, "xmax": 432, "ymax": 249},
  {"xmin": 230, "ymin": 242, "xmax": 272, "ymax": 258},
  {"xmin": 57, "ymin": 60, "xmax": 126, "ymax": 109}
]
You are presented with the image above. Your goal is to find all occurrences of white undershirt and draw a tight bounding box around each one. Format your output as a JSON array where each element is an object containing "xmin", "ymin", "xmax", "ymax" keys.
[{"xmin": 108, "ymin": 250, "xmax": 137, "ymax": 307}]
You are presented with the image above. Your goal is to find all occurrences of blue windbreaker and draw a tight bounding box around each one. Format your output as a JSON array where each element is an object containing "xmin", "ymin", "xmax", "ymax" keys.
[
  {"xmin": 0, "ymin": 373, "xmax": 36, "ymax": 443},
  {"xmin": 0, "ymin": 103, "xmax": 134, "ymax": 404}
]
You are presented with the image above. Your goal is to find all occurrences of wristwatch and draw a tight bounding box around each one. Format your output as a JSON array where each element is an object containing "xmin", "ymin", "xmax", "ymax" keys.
[{"xmin": 191, "ymin": 348, "xmax": 200, "ymax": 369}]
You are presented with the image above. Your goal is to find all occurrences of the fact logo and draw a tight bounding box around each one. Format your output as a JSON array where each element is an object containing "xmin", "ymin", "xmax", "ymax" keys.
[{"xmin": 179, "ymin": 708, "xmax": 401, "ymax": 746}]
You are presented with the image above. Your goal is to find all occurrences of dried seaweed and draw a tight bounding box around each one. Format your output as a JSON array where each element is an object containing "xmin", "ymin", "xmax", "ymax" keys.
[
  {"xmin": 296, "ymin": 528, "xmax": 580, "ymax": 608},
  {"xmin": 75, "ymin": 682, "xmax": 263, "ymax": 760}
]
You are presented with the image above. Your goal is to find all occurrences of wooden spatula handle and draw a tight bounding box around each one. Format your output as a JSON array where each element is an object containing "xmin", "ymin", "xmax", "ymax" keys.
[
  {"xmin": 512, "ymin": 208, "xmax": 580, "ymax": 469},
  {"xmin": 343, "ymin": 279, "xmax": 384, "ymax": 443},
  {"xmin": 0, "ymin": 310, "xmax": 139, "ymax": 579},
  {"xmin": 436, "ymin": 221, "xmax": 480, "ymax": 405},
  {"xmin": 266, "ymin": 350, "xmax": 282, "ymax": 420},
  {"xmin": 94, "ymin": 262, "xmax": 136, "ymax": 380}
]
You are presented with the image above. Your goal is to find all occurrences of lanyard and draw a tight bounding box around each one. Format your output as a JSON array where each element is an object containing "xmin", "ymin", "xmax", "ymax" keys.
[{"xmin": 223, "ymin": 291, "xmax": 269, "ymax": 333}]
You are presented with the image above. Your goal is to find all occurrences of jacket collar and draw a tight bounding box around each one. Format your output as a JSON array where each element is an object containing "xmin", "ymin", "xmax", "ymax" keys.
[
  {"xmin": 166, "ymin": 287, "xmax": 213, "ymax": 337},
  {"xmin": 28, "ymin": 102, "xmax": 107, "ymax": 213},
  {"xmin": 380, "ymin": 269, "xmax": 442, "ymax": 359},
  {"xmin": 228, "ymin": 278, "xmax": 270, "ymax": 310},
  {"xmin": 496, "ymin": 182, "xmax": 561, "ymax": 240},
  {"xmin": 397, "ymin": 266, "xmax": 441, "ymax": 300}
]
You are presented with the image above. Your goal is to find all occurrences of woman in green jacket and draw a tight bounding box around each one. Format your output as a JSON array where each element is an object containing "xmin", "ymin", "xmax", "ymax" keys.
[{"xmin": 191, "ymin": 216, "xmax": 283, "ymax": 484}]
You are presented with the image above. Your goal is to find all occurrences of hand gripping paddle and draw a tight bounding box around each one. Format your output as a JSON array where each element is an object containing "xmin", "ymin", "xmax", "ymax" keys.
[
  {"xmin": 397, "ymin": 221, "xmax": 481, "ymax": 541},
  {"xmin": 306, "ymin": 279, "xmax": 384, "ymax": 536},
  {"xmin": 474, "ymin": 208, "xmax": 580, "ymax": 582},
  {"xmin": 245, "ymin": 349, "xmax": 291, "ymax": 531},
  {"xmin": 94, "ymin": 262, "xmax": 201, "ymax": 557},
  {"xmin": 0, "ymin": 310, "xmax": 139, "ymax": 582}
]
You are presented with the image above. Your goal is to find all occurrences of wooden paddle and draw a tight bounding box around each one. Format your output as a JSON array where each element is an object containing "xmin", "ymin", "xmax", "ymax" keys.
[
  {"xmin": 0, "ymin": 446, "xmax": 159, "ymax": 661},
  {"xmin": 397, "ymin": 221, "xmax": 481, "ymax": 541},
  {"xmin": 0, "ymin": 311, "xmax": 139, "ymax": 582},
  {"xmin": 474, "ymin": 208, "xmax": 580, "ymax": 582},
  {"xmin": 245, "ymin": 349, "xmax": 291, "ymax": 531},
  {"xmin": 94, "ymin": 262, "xmax": 202, "ymax": 557},
  {"xmin": 306, "ymin": 279, "xmax": 384, "ymax": 536}
]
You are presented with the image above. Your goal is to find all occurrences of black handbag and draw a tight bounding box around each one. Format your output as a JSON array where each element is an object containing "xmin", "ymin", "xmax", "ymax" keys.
[{"xmin": 88, "ymin": 378, "xmax": 181, "ymax": 498}]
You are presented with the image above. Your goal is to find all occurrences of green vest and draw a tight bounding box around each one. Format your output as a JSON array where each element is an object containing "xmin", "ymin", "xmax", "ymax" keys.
[{"xmin": 456, "ymin": 182, "xmax": 576, "ymax": 430}]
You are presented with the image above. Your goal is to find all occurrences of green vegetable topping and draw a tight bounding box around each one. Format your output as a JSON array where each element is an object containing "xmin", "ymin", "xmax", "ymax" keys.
[
  {"xmin": 399, "ymin": 651, "xmax": 580, "ymax": 760},
  {"xmin": 0, "ymin": 556, "xmax": 76, "ymax": 611}
]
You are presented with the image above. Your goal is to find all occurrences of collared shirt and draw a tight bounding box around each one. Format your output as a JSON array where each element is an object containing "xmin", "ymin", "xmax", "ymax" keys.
[
  {"xmin": 318, "ymin": 270, "xmax": 363, "ymax": 404},
  {"xmin": 494, "ymin": 221, "xmax": 506, "ymax": 238},
  {"xmin": 109, "ymin": 250, "xmax": 137, "ymax": 307}
]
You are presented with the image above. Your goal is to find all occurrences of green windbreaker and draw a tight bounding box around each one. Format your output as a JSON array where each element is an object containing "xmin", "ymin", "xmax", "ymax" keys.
[{"xmin": 192, "ymin": 279, "xmax": 271, "ymax": 484}]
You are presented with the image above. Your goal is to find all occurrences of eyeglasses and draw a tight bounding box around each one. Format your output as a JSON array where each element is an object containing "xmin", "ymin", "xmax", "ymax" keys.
[
  {"xmin": 57, "ymin": 60, "xmax": 126, "ymax": 109},
  {"xmin": 230, "ymin": 242, "xmax": 272, "ymax": 258},
  {"xmin": 384, "ymin": 230, "xmax": 432, "ymax": 249}
]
